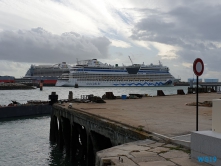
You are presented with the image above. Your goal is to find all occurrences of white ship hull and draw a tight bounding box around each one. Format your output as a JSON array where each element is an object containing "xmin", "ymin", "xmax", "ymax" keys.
[{"xmin": 56, "ymin": 79, "xmax": 173, "ymax": 87}]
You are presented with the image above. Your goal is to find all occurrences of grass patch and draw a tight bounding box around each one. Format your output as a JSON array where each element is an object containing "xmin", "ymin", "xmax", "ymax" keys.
[
  {"xmin": 158, "ymin": 150, "xmax": 169, "ymax": 154},
  {"xmin": 169, "ymin": 146, "xmax": 190, "ymax": 154},
  {"xmin": 137, "ymin": 125, "xmax": 144, "ymax": 131}
]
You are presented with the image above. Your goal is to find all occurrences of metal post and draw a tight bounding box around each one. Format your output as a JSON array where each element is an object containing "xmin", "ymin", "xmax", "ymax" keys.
[{"xmin": 196, "ymin": 76, "xmax": 198, "ymax": 131}]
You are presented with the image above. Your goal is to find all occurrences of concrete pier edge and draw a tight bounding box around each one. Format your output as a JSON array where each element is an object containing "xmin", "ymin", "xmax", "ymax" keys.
[{"xmin": 54, "ymin": 103, "xmax": 191, "ymax": 149}]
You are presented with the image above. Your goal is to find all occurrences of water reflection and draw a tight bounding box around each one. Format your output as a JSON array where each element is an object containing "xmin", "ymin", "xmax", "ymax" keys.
[
  {"xmin": 48, "ymin": 142, "xmax": 87, "ymax": 166},
  {"xmin": 48, "ymin": 142, "xmax": 72, "ymax": 166},
  {"xmin": 0, "ymin": 116, "xmax": 86, "ymax": 166}
]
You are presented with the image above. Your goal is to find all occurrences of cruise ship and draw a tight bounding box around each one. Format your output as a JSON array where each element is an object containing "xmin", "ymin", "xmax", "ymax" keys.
[
  {"xmin": 55, "ymin": 59, "xmax": 175, "ymax": 87},
  {"xmin": 0, "ymin": 76, "xmax": 15, "ymax": 83},
  {"xmin": 22, "ymin": 62, "xmax": 70, "ymax": 86}
]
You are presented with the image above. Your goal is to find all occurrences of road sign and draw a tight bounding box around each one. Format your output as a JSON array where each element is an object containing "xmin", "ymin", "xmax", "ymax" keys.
[
  {"xmin": 193, "ymin": 58, "xmax": 204, "ymax": 131},
  {"xmin": 193, "ymin": 58, "xmax": 204, "ymax": 76}
]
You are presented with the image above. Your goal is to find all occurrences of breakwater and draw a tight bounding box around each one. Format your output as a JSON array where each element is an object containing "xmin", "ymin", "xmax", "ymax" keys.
[
  {"xmin": 0, "ymin": 105, "xmax": 52, "ymax": 119},
  {"xmin": 0, "ymin": 83, "xmax": 35, "ymax": 90}
]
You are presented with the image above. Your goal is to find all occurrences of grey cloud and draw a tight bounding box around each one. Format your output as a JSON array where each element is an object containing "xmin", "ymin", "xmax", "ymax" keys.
[
  {"xmin": 132, "ymin": 3, "xmax": 221, "ymax": 42},
  {"xmin": 0, "ymin": 27, "xmax": 111, "ymax": 63},
  {"xmin": 135, "ymin": 17, "xmax": 174, "ymax": 33},
  {"xmin": 115, "ymin": 52, "xmax": 123, "ymax": 56},
  {"xmin": 90, "ymin": 37, "xmax": 111, "ymax": 57},
  {"xmin": 169, "ymin": 5, "xmax": 221, "ymax": 41},
  {"xmin": 177, "ymin": 48, "xmax": 221, "ymax": 71},
  {"xmin": 131, "ymin": 1, "xmax": 221, "ymax": 73},
  {"xmin": 133, "ymin": 4, "xmax": 221, "ymax": 42}
]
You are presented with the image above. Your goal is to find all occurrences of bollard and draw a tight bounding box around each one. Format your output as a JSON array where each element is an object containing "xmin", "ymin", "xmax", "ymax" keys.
[
  {"xmin": 87, "ymin": 94, "xmax": 94, "ymax": 101},
  {"xmin": 188, "ymin": 87, "xmax": 194, "ymax": 94},
  {"xmin": 157, "ymin": 90, "xmax": 165, "ymax": 96},
  {"xmin": 89, "ymin": 96, "xmax": 106, "ymax": 103},
  {"xmin": 68, "ymin": 91, "xmax": 73, "ymax": 100},
  {"xmin": 68, "ymin": 103, "xmax": 72, "ymax": 108},
  {"xmin": 105, "ymin": 92, "xmax": 116, "ymax": 99},
  {"xmin": 177, "ymin": 89, "xmax": 185, "ymax": 95},
  {"xmin": 49, "ymin": 92, "xmax": 58, "ymax": 105},
  {"xmin": 39, "ymin": 80, "xmax": 44, "ymax": 91}
]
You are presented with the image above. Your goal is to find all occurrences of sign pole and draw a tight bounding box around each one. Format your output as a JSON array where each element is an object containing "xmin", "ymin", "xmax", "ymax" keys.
[
  {"xmin": 193, "ymin": 58, "xmax": 204, "ymax": 131},
  {"xmin": 196, "ymin": 76, "xmax": 198, "ymax": 131}
]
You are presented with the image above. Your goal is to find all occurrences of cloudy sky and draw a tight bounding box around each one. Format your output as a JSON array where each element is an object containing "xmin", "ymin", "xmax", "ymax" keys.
[{"xmin": 0, "ymin": 0, "xmax": 221, "ymax": 81}]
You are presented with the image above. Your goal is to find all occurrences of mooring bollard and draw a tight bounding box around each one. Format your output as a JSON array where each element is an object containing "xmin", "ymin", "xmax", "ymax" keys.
[
  {"xmin": 177, "ymin": 89, "xmax": 185, "ymax": 95},
  {"xmin": 49, "ymin": 92, "xmax": 58, "ymax": 105},
  {"xmin": 68, "ymin": 91, "xmax": 73, "ymax": 100},
  {"xmin": 39, "ymin": 80, "xmax": 44, "ymax": 91},
  {"xmin": 105, "ymin": 92, "xmax": 116, "ymax": 99},
  {"xmin": 68, "ymin": 103, "xmax": 72, "ymax": 108},
  {"xmin": 188, "ymin": 87, "xmax": 194, "ymax": 94},
  {"xmin": 157, "ymin": 90, "xmax": 165, "ymax": 96}
]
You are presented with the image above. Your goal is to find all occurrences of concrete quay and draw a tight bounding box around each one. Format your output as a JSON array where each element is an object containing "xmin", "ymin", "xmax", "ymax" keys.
[
  {"xmin": 72, "ymin": 93, "xmax": 219, "ymax": 138},
  {"xmin": 96, "ymin": 139, "xmax": 209, "ymax": 166},
  {"xmin": 50, "ymin": 92, "xmax": 220, "ymax": 165}
]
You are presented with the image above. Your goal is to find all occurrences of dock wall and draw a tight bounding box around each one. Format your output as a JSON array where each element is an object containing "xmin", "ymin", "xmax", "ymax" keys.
[{"xmin": 0, "ymin": 105, "xmax": 52, "ymax": 119}]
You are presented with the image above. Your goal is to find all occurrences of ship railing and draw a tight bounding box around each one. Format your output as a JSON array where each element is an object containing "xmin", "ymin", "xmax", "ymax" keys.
[{"xmin": 69, "ymin": 73, "xmax": 173, "ymax": 80}]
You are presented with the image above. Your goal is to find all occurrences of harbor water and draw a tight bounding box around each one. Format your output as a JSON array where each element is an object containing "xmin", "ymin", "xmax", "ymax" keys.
[{"xmin": 0, "ymin": 86, "xmax": 188, "ymax": 166}]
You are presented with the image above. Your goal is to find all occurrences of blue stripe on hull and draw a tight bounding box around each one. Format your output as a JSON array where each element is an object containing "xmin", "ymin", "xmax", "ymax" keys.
[
  {"xmin": 56, "ymin": 79, "xmax": 173, "ymax": 87},
  {"xmin": 113, "ymin": 80, "xmax": 172, "ymax": 86}
]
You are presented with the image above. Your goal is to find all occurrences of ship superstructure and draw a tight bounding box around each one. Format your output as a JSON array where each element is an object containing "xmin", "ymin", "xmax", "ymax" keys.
[
  {"xmin": 56, "ymin": 59, "xmax": 175, "ymax": 87},
  {"xmin": 25, "ymin": 62, "xmax": 70, "ymax": 77},
  {"xmin": 22, "ymin": 62, "xmax": 70, "ymax": 86}
]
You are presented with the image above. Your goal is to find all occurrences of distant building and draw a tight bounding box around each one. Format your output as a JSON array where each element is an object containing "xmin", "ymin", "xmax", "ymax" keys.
[
  {"xmin": 188, "ymin": 78, "xmax": 202, "ymax": 83},
  {"xmin": 204, "ymin": 79, "xmax": 219, "ymax": 82}
]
